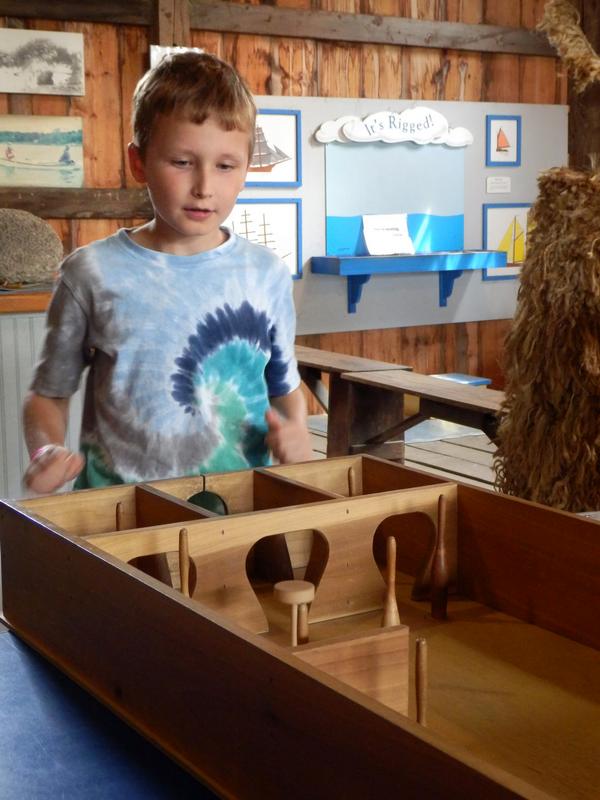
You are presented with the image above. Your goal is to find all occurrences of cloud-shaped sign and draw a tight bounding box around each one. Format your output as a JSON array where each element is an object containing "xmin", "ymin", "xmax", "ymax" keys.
[{"xmin": 315, "ymin": 107, "xmax": 473, "ymax": 148}]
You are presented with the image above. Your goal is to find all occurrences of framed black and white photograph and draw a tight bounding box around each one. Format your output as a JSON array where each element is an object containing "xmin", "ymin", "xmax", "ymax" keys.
[
  {"xmin": 225, "ymin": 198, "xmax": 302, "ymax": 278},
  {"xmin": 246, "ymin": 109, "xmax": 301, "ymax": 188},
  {"xmin": 0, "ymin": 29, "xmax": 84, "ymax": 96},
  {"xmin": 485, "ymin": 114, "xmax": 521, "ymax": 168},
  {"xmin": 482, "ymin": 202, "xmax": 531, "ymax": 280}
]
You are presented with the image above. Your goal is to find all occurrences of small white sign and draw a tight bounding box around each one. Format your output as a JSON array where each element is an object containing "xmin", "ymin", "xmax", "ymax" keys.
[
  {"xmin": 486, "ymin": 176, "xmax": 512, "ymax": 194},
  {"xmin": 362, "ymin": 213, "xmax": 415, "ymax": 256}
]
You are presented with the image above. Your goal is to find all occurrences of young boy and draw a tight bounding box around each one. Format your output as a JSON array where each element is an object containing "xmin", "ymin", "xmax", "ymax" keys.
[{"xmin": 23, "ymin": 52, "xmax": 312, "ymax": 495}]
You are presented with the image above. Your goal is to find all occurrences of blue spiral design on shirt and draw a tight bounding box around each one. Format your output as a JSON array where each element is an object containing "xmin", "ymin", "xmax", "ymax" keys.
[{"xmin": 170, "ymin": 301, "xmax": 289, "ymax": 469}]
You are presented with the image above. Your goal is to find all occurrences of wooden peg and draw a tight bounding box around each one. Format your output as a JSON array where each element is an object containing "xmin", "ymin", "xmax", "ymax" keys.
[
  {"xmin": 273, "ymin": 580, "xmax": 315, "ymax": 647},
  {"xmin": 415, "ymin": 637, "xmax": 428, "ymax": 726},
  {"xmin": 179, "ymin": 527, "xmax": 190, "ymax": 598},
  {"xmin": 431, "ymin": 494, "xmax": 449, "ymax": 620},
  {"xmin": 347, "ymin": 465, "xmax": 357, "ymax": 497},
  {"xmin": 115, "ymin": 501, "xmax": 124, "ymax": 532},
  {"xmin": 382, "ymin": 535, "xmax": 400, "ymax": 627}
]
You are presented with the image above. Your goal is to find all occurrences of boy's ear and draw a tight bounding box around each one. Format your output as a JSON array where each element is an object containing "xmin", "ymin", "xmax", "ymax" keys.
[{"xmin": 127, "ymin": 142, "xmax": 146, "ymax": 184}]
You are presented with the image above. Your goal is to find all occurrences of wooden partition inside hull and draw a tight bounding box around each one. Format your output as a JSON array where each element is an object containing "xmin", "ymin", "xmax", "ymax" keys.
[
  {"xmin": 0, "ymin": 504, "xmax": 545, "ymax": 800},
  {"xmin": 15, "ymin": 483, "xmax": 212, "ymax": 536},
  {"xmin": 83, "ymin": 484, "xmax": 457, "ymax": 633},
  {"xmin": 267, "ymin": 454, "xmax": 448, "ymax": 497}
]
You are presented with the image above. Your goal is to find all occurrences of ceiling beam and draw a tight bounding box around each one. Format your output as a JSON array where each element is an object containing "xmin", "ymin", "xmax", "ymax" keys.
[
  {"xmin": 190, "ymin": 1, "xmax": 556, "ymax": 57},
  {"xmin": 0, "ymin": 0, "xmax": 556, "ymax": 57}
]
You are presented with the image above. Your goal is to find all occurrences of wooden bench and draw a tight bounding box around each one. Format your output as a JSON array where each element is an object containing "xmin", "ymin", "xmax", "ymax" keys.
[
  {"xmin": 295, "ymin": 345, "xmax": 411, "ymax": 457},
  {"xmin": 334, "ymin": 369, "xmax": 504, "ymax": 459}
]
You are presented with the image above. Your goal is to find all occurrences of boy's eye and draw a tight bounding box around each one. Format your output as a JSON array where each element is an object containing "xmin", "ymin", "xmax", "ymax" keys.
[
  {"xmin": 172, "ymin": 159, "xmax": 191, "ymax": 167},
  {"xmin": 217, "ymin": 163, "xmax": 235, "ymax": 171}
]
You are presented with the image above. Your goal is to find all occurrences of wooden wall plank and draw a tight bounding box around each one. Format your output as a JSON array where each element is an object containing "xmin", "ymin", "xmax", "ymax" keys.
[
  {"xmin": 118, "ymin": 25, "xmax": 149, "ymax": 188},
  {"xmin": 68, "ymin": 21, "xmax": 122, "ymax": 188},
  {"xmin": 0, "ymin": 1, "xmax": 152, "ymax": 25}
]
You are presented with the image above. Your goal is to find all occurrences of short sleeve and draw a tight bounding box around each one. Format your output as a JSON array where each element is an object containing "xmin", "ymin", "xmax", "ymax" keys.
[
  {"xmin": 264, "ymin": 268, "xmax": 300, "ymax": 398},
  {"xmin": 30, "ymin": 279, "xmax": 89, "ymax": 398}
]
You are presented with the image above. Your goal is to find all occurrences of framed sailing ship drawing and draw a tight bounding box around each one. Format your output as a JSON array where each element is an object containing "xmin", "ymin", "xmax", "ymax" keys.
[
  {"xmin": 482, "ymin": 202, "xmax": 531, "ymax": 280},
  {"xmin": 485, "ymin": 114, "xmax": 521, "ymax": 167},
  {"xmin": 224, "ymin": 198, "xmax": 302, "ymax": 277},
  {"xmin": 246, "ymin": 109, "xmax": 301, "ymax": 188}
]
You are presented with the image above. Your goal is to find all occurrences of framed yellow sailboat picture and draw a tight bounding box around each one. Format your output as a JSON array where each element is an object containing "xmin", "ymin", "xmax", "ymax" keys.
[
  {"xmin": 482, "ymin": 202, "xmax": 531, "ymax": 280},
  {"xmin": 486, "ymin": 114, "xmax": 521, "ymax": 167},
  {"xmin": 246, "ymin": 109, "xmax": 301, "ymax": 188}
]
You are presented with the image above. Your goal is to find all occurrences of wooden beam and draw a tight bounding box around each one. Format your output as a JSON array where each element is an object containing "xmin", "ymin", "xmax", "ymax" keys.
[
  {"xmin": 0, "ymin": 0, "xmax": 556, "ymax": 57},
  {"xmin": 190, "ymin": 1, "xmax": 556, "ymax": 57},
  {"xmin": 0, "ymin": 0, "xmax": 152, "ymax": 25},
  {"xmin": 0, "ymin": 188, "xmax": 153, "ymax": 220}
]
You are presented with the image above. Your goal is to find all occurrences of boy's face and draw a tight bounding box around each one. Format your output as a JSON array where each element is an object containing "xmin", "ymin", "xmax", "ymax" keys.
[{"xmin": 128, "ymin": 113, "xmax": 250, "ymax": 255}]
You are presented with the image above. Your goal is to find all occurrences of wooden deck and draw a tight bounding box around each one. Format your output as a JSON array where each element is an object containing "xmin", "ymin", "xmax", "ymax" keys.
[{"xmin": 307, "ymin": 414, "xmax": 496, "ymax": 489}]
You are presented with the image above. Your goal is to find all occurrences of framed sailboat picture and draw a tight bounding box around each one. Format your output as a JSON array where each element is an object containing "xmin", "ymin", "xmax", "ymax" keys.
[
  {"xmin": 224, "ymin": 198, "xmax": 302, "ymax": 278},
  {"xmin": 485, "ymin": 114, "xmax": 521, "ymax": 167},
  {"xmin": 246, "ymin": 109, "xmax": 301, "ymax": 188},
  {"xmin": 482, "ymin": 202, "xmax": 531, "ymax": 280}
]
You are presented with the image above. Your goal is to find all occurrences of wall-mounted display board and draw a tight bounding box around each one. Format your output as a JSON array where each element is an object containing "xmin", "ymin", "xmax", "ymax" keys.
[{"xmin": 242, "ymin": 96, "xmax": 568, "ymax": 335}]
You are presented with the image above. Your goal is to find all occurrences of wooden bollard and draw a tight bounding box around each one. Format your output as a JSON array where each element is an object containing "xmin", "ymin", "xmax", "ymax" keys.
[{"xmin": 382, "ymin": 535, "xmax": 400, "ymax": 627}]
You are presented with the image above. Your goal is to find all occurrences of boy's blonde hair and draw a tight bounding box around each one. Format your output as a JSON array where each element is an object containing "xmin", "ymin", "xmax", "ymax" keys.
[{"xmin": 132, "ymin": 51, "xmax": 256, "ymax": 158}]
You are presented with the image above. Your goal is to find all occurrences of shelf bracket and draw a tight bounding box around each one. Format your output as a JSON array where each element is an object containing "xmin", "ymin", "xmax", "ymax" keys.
[
  {"xmin": 347, "ymin": 274, "xmax": 371, "ymax": 313},
  {"xmin": 438, "ymin": 270, "xmax": 464, "ymax": 307}
]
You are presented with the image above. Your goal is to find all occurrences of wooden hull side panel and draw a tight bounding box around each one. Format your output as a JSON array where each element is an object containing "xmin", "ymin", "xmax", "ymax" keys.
[{"xmin": 457, "ymin": 485, "xmax": 600, "ymax": 650}]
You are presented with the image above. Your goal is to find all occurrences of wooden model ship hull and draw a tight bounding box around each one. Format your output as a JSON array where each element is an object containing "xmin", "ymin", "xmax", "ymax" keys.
[{"xmin": 1, "ymin": 455, "xmax": 599, "ymax": 799}]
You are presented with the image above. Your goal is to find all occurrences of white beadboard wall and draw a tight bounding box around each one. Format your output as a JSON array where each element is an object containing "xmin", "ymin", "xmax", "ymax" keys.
[{"xmin": 0, "ymin": 313, "xmax": 83, "ymax": 500}]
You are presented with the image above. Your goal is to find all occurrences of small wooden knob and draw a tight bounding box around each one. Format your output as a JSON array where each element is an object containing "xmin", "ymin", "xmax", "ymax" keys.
[{"xmin": 273, "ymin": 580, "xmax": 315, "ymax": 606}]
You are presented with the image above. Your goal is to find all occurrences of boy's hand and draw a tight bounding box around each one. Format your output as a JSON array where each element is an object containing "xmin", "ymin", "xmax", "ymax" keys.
[
  {"xmin": 265, "ymin": 407, "xmax": 313, "ymax": 464},
  {"xmin": 23, "ymin": 444, "xmax": 84, "ymax": 494}
]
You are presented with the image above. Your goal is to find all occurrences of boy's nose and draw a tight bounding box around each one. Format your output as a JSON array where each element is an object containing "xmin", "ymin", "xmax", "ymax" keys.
[{"xmin": 191, "ymin": 171, "xmax": 213, "ymax": 198}]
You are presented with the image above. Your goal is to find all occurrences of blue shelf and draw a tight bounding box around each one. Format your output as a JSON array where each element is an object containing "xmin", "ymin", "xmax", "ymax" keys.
[{"xmin": 310, "ymin": 251, "xmax": 508, "ymax": 312}]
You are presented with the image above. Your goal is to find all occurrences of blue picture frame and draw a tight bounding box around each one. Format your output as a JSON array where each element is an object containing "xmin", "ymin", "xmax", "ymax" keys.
[
  {"xmin": 246, "ymin": 109, "xmax": 302, "ymax": 189},
  {"xmin": 226, "ymin": 197, "xmax": 303, "ymax": 279},
  {"xmin": 482, "ymin": 202, "xmax": 531, "ymax": 281},
  {"xmin": 485, "ymin": 114, "xmax": 521, "ymax": 168}
]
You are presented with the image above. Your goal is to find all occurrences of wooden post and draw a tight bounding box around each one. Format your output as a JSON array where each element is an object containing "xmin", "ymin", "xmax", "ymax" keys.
[
  {"xmin": 153, "ymin": 0, "xmax": 191, "ymax": 47},
  {"xmin": 567, "ymin": 0, "xmax": 600, "ymax": 170},
  {"xmin": 382, "ymin": 536, "xmax": 401, "ymax": 627},
  {"xmin": 415, "ymin": 637, "xmax": 428, "ymax": 726},
  {"xmin": 179, "ymin": 527, "xmax": 190, "ymax": 598},
  {"xmin": 431, "ymin": 494, "xmax": 449, "ymax": 621}
]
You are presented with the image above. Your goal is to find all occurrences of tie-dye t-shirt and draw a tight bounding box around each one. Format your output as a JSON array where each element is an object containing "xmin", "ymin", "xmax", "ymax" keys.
[{"xmin": 30, "ymin": 228, "xmax": 300, "ymax": 488}]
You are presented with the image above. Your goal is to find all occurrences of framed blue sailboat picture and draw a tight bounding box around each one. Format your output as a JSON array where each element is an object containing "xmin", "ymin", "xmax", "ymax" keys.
[
  {"xmin": 224, "ymin": 197, "xmax": 303, "ymax": 278},
  {"xmin": 482, "ymin": 202, "xmax": 531, "ymax": 281},
  {"xmin": 246, "ymin": 109, "xmax": 302, "ymax": 188}
]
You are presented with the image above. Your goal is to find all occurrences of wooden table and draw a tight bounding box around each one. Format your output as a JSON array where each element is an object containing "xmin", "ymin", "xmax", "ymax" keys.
[
  {"xmin": 295, "ymin": 345, "xmax": 411, "ymax": 457},
  {"xmin": 329, "ymin": 368, "xmax": 504, "ymax": 459}
]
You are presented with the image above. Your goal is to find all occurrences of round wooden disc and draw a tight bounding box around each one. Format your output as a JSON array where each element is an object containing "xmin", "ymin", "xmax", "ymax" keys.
[{"xmin": 273, "ymin": 579, "xmax": 315, "ymax": 605}]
